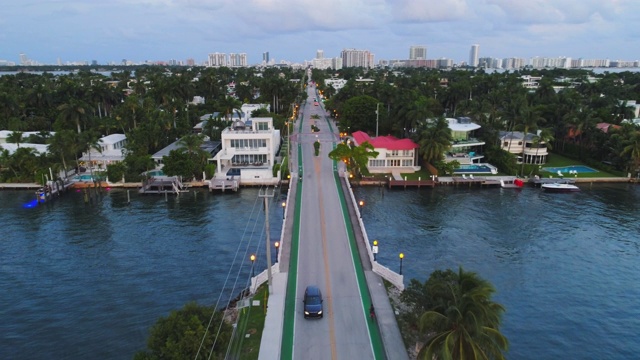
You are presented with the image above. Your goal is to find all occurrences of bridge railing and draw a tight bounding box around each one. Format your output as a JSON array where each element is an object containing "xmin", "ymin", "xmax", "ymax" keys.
[{"xmin": 341, "ymin": 171, "xmax": 404, "ymax": 291}]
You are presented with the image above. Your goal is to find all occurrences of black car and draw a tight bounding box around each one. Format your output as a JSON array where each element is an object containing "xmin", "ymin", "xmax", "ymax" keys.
[{"xmin": 303, "ymin": 285, "xmax": 323, "ymax": 318}]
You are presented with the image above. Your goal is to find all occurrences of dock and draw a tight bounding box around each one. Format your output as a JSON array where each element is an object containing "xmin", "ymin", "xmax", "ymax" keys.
[
  {"xmin": 36, "ymin": 179, "xmax": 74, "ymax": 203},
  {"xmin": 139, "ymin": 176, "xmax": 189, "ymax": 194},
  {"xmin": 388, "ymin": 179, "xmax": 435, "ymax": 188},
  {"xmin": 209, "ymin": 177, "xmax": 240, "ymax": 192}
]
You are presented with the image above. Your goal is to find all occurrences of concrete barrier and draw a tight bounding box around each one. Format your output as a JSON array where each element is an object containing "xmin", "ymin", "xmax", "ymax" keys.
[{"xmin": 341, "ymin": 172, "xmax": 405, "ymax": 291}]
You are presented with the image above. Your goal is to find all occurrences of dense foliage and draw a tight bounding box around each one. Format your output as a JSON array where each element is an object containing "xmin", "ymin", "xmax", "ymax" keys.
[
  {"xmin": 0, "ymin": 66, "xmax": 305, "ymax": 182},
  {"xmin": 3, "ymin": 65, "xmax": 640, "ymax": 182},
  {"xmin": 400, "ymin": 268, "xmax": 508, "ymax": 360},
  {"xmin": 134, "ymin": 301, "xmax": 232, "ymax": 360}
]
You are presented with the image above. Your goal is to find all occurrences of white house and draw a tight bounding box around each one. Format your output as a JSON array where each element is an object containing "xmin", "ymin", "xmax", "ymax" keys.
[
  {"xmin": 0, "ymin": 130, "xmax": 52, "ymax": 155},
  {"xmin": 499, "ymin": 131, "xmax": 549, "ymax": 165},
  {"xmin": 445, "ymin": 117, "xmax": 486, "ymax": 164},
  {"xmin": 79, "ymin": 134, "xmax": 127, "ymax": 167},
  {"xmin": 351, "ymin": 131, "xmax": 420, "ymax": 174},
  {"xmin": 212, "ymin": 117, "xmax": 281, "ymax": 185}
]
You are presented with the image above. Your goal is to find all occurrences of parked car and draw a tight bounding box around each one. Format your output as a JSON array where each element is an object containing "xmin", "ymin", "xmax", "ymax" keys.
[{"xmin": 303, "ymin": 285, "xmax": 323, "ymax": 318}]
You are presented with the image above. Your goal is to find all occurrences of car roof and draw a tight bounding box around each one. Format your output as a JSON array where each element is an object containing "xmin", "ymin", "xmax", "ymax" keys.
[{"xmin": 305, "ymin": 285, "xmax": 321, "ymax": 296}]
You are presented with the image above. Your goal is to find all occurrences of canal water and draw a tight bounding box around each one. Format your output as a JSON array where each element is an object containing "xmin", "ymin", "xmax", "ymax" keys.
[
  {"xmin": 1, "ymin": 183, "xmax": 639, "ymax": 359},
  {"xmin": 353, "ymin": 183, "xmax": 640, "ymax": 360}
]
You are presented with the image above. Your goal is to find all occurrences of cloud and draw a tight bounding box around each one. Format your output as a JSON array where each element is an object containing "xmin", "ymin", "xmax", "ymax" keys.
[{"xmin": 392, "ymin": 0, "xmax": 470, "ymax": 22}]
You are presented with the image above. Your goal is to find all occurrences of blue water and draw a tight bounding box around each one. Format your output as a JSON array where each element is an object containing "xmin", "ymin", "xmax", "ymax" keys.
[
  {"xmin": 354, "ymin": 184, "xmax": 640, "ymax": 359},
  {"xmin": 542, "ymin": 165, "xmax": 597, "ymax": 173},
  {"xmin": 0, "ymin": 188, "xmax": 284, "ymax": 359},
  {"xmin": 2, "ymin": 184, "xmax": 639, "ymax": 359}
]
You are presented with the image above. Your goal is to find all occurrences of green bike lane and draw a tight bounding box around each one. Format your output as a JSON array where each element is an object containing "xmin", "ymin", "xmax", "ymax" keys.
[{"xmin": 279, "ymin": 98, "xmax": 385, "ymax": 359}]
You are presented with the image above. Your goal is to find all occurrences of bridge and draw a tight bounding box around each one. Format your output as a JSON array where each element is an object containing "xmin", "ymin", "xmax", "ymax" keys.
[{"xmin": 253, "ymin": 82, "xmax": 409, "ymax": 360}]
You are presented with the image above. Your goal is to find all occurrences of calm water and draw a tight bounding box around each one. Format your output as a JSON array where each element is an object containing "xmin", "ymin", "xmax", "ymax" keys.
[
  {"xmin": 353, "ymin": 183, "xmax": 640, "ymax": 359},
  {"xmin": 0, "ymin": 188, "xmax": 284, "ymax": 359},
  {"xmin": 1, "ymin": 183, "xmax": 639, "ymax": 359}
]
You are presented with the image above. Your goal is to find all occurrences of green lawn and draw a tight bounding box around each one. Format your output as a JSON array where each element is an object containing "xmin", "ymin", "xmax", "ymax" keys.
[
  {"xmin": 536, "ymin": 154, "xmax": 617, "ymax": 178},
  {"xmin": 227, "ymin": 284, "xmax": 269, "ymax": 360}
]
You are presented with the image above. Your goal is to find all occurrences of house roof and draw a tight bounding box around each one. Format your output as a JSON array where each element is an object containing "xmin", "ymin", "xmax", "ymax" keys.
[
  {"xmin": 100, "ymin": 134, "xmax": 126, "ymax": 145},
  {"xmin": 352, "ymin": 131, "xmax": 418, "ymax": 150},
  {"xmin": 596, "ymin": 122, "xmax": 621, "ymax": 133}
]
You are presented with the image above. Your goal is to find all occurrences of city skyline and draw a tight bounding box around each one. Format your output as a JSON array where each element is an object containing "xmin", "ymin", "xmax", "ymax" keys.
[{"xmin": 1, "ymin": 1, "xmax": 639, "ymax": 65}]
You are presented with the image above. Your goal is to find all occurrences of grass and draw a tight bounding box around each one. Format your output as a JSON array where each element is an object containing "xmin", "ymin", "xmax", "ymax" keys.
[
  {"xmin": 227, "ymin": 284, "xmax": 269, "ymax": 360},
  {"xmin": 536, "ymin": 153, "xmax": 617, "ymax": 178}
]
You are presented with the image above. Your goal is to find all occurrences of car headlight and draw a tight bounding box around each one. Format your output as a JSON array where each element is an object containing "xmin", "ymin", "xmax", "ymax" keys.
[
  {"xmin": 317, "ymin": 311, "xmax": 322, "ymax": 315},
  {"xmin": 305, "ymin": 311, "xmax": 309, "ymax": 315}
]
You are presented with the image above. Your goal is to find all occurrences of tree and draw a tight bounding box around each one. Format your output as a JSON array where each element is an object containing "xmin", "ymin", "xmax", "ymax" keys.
[
  {"xmin": 416, "ymin": 267, "xmax": 508, "ymax": 360},
  {"xmin": 621, "ymin": 130, "xmax": 640, "ymax": 176},
  {"xmin": 340, "ymin": 95, "xmax": 379, "ymax": 134},
  {"xmin": 6, "ymin": 131, "xmax": 23, "ymax": 148},
  {"xmin": 414, "ymin": 117, "xmax": 453, "ymax": 166},
  {"xmin": 56, "ymin": 99, "xmax": 88, "ymax": 134},
  {"xmin": 134, "ymin": 301, "xmax": 232, "ymax": 360},
  {"xmin": 47, "ymin": 130, "xmax": 78, "ymax": 174},
  {"xmin": 328, "ymin": 141, "xmax": 379, "ymax": 176}
]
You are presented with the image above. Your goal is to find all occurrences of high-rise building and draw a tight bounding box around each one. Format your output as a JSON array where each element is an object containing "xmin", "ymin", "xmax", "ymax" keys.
[
  {"xmin": 208, "ymin": 53, "xmax": 227, "ymax": 67},
  {"xmin": 316, "ymin": 50, "xmax": 324, "ymax": 59},
  {"xmin": 469, "ymin": 44, "xmax": 479, "ymax": 67},
  {"xmin": 263, "ymin": 52, "xmax": 269, "ymax": 64},
  {"xmin": 409, "ymin": 46, "xmax": 427, "ymax": 60},
  {"xmin": 19, "ymin": 53, "xmax": 29, "ymax": 66},
  {"xmin": 340, "ymin": 48, "xmax": 374, "ymax": 68}
]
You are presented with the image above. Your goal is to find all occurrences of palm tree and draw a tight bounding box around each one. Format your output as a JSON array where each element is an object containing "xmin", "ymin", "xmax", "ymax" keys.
[
  {"xmin": 48, "ymin": 130, "xmax": 78, "ymax": 175},
  {"xmin": 57, "ymin": 99, "xmax": 88, "ymax": 134},
  {"xmin": 6, "ymin": 131, "xmax": 23, "ymax": 148},
  {"xmin": 621, "ymin": 130, "xmax": 640, "ymax": 176},
  {"xmin": 415, "ymin": 117, "xmax": 453, "ymax": 167},
  {"xmin": 417, "ymin": 267, "xmax": 509, "ymax": 360},
  {"xmin": 515, "ymin": 105, "xmax": 545, "ymax": 175}
]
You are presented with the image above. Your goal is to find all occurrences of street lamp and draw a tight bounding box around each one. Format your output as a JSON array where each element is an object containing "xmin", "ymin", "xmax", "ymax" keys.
[
  {"xmin": 274, "ymin": 241, "xmax": 280, "ymax": 263},
  {"xmin": 399, "ymin": 253, "xmax": 404, "ymax": 275},
  {"xmin": 250, "ymin": 254, "xmax": 256, "ymax": 277},
  {"xmin": 358, "ymin": 200, "xmax": 364, "ymax": 218},
  {"xmin": 372, "ymin": 240, "xmax": 379, "ymax": 261},
  {"xmin": 375, "ymin": 102, "xmax": 381, "ymax": 137},
  {"xmin": 281, "ymin": 201, "xmax": 286, "ymax": 219}
]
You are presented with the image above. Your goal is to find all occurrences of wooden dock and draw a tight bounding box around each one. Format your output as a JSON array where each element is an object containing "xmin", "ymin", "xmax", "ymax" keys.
[{"xmin": 388, "ymin": 179, "xmax": 435, "ymax": 189}]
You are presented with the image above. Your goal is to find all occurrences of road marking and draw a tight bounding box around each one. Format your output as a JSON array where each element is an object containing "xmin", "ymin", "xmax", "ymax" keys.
[{"xmin": 316, "ymin": 157, "xmax": 338, "ymax": 360}]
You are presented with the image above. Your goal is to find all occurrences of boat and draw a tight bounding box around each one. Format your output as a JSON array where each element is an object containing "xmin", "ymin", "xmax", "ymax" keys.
[
  {"xmin": 541, "ymin": 183, "xmax": 580, "ymax": 192},
  {"xmin": 500, "ymin": 178, "xmax": 524, "ymax": 189}
]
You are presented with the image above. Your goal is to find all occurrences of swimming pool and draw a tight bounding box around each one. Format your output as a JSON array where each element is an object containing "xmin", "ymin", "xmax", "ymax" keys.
[
  {"xmin": 146, "ymin": 170, "xmax": 165, "ymax": 177},
  {"xmin": 454, "ymin": 163, "xmax": 498, "ymax": 174},
  {"xmin": 73, "ymin": 174, "xmax": 99, "ymax": 181},
  {"xmin": 542, "ymin": 165, "xmax": 597, "ymax": 174}
]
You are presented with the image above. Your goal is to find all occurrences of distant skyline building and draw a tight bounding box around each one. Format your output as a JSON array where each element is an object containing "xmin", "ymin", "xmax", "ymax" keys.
[
  {"xmin": 409, "ymin": 46, "xmax": 427, "ymax": 60},
  {"xmin": 469, "ymin": 44, "xmax": 479, "ymax": 67},
  {"xmin": 316, "ymin": 49, "xmax": 324, "ymax": 59},
  {"xmin": 340, "ymin": 48, "xmax": 374, "ymax": 68},
  {"xmin": 19, "ymin": 53, "xmax": 29, "ymax": 66},
  {"xmin": 262, "ymin": 51, "xmax": 269, "ymax": 64},
  {"xmin": 208, "ymin": 52, "xmax": 227, "ymax": 67}
]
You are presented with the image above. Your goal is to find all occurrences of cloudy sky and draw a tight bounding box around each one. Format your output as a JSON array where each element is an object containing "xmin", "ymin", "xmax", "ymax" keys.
[{"xmin": 1, "ymin": 0, "xmax": 638, "ymax": 65}]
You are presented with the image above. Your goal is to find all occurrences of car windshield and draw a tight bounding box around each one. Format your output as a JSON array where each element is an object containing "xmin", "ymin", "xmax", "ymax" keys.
[{"xmin": 306, "ymin": 295, "xmax": 321, "ymax": 305}]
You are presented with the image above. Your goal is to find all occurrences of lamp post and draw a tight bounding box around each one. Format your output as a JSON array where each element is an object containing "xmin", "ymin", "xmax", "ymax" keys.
[
  {"xmin": 372, "ymin": 240, "xmax": 379, "ymax": 261},
  {"xmin": 250, "ymin": 254, "xmax": 256, "ymax": 277},
  {"xmin": 274, "ymin": 241, "xmax": 280, "ymax": 263},
  {"xmin": 399, "ymin": 253, "xmax": 404, "ymax": 275},
  {"xmin": 358, "ymin": 200, "xmax": 364, "ymax": 218},
  {"xmin": 375, "ymin": 102, "xmax": 380, "ymax": 137},
  {"xmin": 281, "ymin": 201, "xmax": 286, "ymax": 219}
]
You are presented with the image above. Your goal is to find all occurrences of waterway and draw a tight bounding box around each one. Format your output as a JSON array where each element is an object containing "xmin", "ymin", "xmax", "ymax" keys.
[
  {"xmin": 353, "ymin": 182, "xmax": 640, "ymax": 359},
  {"xmin": 1, "ymin": 183, "xmax": 639, "ymax": 359},
  {"xmin": 0, "ymin": 187, "xmax": 284, "ymax": 359}
]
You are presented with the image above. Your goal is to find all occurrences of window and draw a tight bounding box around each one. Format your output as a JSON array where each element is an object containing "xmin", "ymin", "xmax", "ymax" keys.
[
  {"xmin": 369, "ymin": 159, "xmax": 385, "ymax": 167},
  {"xmin": 402, "ymin": 159, "xmax": 413, "ymax": 166},
  {"xmin": 257, "ymin": 122, "xmax": 269, "ymax": 131}
]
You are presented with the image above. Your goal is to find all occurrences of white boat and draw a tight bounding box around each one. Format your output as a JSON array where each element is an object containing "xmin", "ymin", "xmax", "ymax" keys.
[{"xmin": 541, "ymin": 183, "xmax": 580, "ymax": 192}]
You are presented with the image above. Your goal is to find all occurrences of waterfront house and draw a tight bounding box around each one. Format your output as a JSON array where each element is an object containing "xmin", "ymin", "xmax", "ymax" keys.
[
  {"xmin": 212, "ymin": 117, "xmax": 281, "ymax": 185},
  {"xmin": 445, "ymin": 117, "xmax": 486, "ymax": 165},
  {"xmin": 79, "ymin": 134, "xmax": 127, "ymax": 167},
  {"xmin": 351, "ymin": 131, "xmax": 420, "ymax": 174},
  {"xmin": 0, "ymin": 130, "xmax": 51, "ymax": 155},
  {"xmin": 499, "ymin": 131, "xmax": 549, "ymax": 165},
  {"xmin": 152, "ymin": 138, "xmax": 221, "ymax": 167}
]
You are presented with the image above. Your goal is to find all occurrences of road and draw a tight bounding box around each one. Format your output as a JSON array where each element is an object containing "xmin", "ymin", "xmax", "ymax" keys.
[{"xmin": 284, "ymin": 82, "xmax": 381, "ymax": 359}]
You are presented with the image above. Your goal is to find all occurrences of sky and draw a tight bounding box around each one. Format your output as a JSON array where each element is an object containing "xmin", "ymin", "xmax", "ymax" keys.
[{"xmin": 1, "ymin": 0, "xmax": 639, "ymax": 65}]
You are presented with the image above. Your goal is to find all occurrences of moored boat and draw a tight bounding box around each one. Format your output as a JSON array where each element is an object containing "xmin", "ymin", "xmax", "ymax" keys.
[{"xmin": 541, "ymin": 183, "xmax": 580, "ymax": 192}]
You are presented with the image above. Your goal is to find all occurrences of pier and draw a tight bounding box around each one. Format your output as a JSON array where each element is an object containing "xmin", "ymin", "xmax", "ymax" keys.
[
  {"xmin": 208, "ymin": 177, "xmax": 239, "ymax": 192},
  {"xmin": 138, "ymin": 176, "xmax": 189, "ymax": 194}
]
